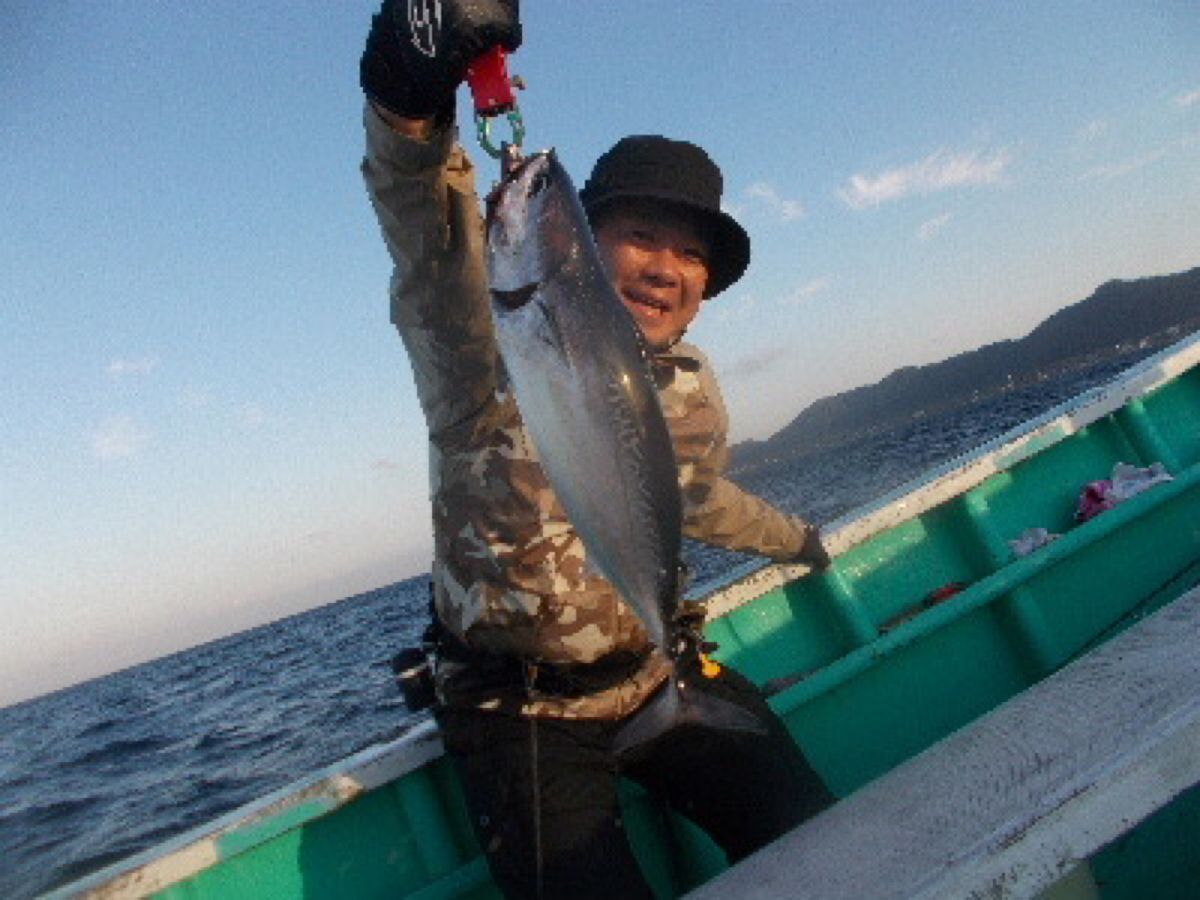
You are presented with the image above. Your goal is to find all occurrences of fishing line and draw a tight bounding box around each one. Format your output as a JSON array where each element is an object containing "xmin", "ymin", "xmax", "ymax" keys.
[
  {"xmin": 525, "ymin": 666, "xmax": 545, "ymax": 899},
  {"xmin": 531, "ymin": 715, "xmax": 544, "ymax": 900}
]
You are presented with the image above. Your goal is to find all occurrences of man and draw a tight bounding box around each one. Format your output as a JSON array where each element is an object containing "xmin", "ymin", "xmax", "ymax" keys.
[{"xmin": 360, "ymin": 2, "xmax": 833, "ymax": 897}]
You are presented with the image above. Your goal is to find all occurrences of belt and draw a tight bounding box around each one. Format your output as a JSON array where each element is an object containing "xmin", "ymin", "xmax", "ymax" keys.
[{"xmin": 437, "ymin": 633, "xmax": 652, "ymax": 699}]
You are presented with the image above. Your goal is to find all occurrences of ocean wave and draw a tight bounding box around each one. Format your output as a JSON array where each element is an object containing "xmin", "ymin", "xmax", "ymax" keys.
[
  {"xmin": 192, "ymin": 722, "xmax": 279, "ymax": 755},
  {"xmin": 0, "ymin": 794, "xmax": 105, "ymax": 835},
  {"xmin": 64, "ymin": 734, "xmax": 173, "ymax": 769}
]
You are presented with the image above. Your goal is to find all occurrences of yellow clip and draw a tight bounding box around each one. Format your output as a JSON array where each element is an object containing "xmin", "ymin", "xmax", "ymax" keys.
[{"xmin": 699, "ymin": 653, "xmax": 722, "ymax": 679}]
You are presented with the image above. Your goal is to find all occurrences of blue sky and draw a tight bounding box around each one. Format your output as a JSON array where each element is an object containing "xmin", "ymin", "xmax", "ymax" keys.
[{"xmin": 3, "ymin": 1, "xmax": 1197, "ymax": 704}]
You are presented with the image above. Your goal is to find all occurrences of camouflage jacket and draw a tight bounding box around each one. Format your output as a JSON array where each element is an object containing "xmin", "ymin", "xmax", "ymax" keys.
[{"xmin": 362, "ymin": 105, "xmax": 814, "ymax": 719}]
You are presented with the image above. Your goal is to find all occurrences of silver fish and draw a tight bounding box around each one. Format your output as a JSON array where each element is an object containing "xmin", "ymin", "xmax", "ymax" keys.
[{"xmin": 485, "ymin": 149, "xmax": 763, "ymax": 751}]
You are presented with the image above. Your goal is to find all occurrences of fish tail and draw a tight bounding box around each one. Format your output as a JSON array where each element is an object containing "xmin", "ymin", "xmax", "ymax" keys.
[{"xmin": 612, "ymin": 673, "xmax": 766, "ymax": 756}]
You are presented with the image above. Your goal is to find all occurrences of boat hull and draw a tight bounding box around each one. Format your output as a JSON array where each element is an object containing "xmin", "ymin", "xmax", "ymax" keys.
[{"xmin": 56, "ymin": 333, "xmax": 1200, "ymax": 899}]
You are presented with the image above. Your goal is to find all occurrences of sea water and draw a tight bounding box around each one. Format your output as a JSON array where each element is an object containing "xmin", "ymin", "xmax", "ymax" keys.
[{"xmin": 0, "ymin": 354, "xmax": 1142, "ymax": 899}]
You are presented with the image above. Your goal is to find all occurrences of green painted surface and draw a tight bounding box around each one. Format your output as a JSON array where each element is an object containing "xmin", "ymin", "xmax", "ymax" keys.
[
  {"xmin": 214, "ymin": 798, "xmax": 338, "ymax": 860},
  {"xmin": 156, "ymin": 758, "xmax": 492, "ymax": 900},
  {"xmin": 1090, "ymin": 785, "xmax": 1200, "ymax": 900},
  {"xmin": 135, "ymin": 358, "xmax": 1200, "ymax": 899}
]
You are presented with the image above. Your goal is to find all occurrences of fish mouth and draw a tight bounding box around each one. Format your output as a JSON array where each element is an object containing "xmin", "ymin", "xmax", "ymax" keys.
[
  {"xmin": 485, "ymin": 151, "xmax": 555, "ymax": 228},
  {"xmin": 492, "ymin": 283, "xmax": 539, "ymax": 311}
]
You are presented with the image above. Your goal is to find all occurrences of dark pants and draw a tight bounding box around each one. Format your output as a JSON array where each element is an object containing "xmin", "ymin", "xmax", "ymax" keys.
[{"xmin": 435, "ymin": 665, "xmax": 833, "ymax": 899}]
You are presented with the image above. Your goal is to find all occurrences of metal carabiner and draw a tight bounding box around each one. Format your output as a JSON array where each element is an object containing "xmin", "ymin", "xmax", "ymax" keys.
[{"xmin": 475, "ymin": 107, "xmax": 526, "ymax": 160}]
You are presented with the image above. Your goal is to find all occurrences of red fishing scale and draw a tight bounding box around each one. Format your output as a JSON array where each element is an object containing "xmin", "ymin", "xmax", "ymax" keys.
[{"xmin": 465, "ymin": 46, "xmax": 526, "ymax": 165}]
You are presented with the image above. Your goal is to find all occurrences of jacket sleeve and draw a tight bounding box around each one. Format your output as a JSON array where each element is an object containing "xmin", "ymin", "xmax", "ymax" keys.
[
  {"xmin": 673, "ymin": 352, "xmax": 814, "ymax": 561},
  {"xmin": 360, "ymin": 103, "xmax": 498, "ymax": 445}
]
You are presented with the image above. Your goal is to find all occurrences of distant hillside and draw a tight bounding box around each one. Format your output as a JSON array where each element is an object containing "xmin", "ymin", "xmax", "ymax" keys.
[{"xmin": 732, "ymin": 266, "xmax": 1200, "ymax": 471}]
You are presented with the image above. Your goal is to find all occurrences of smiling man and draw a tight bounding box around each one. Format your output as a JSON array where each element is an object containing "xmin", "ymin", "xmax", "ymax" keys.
[
  {"xmin": 360, "ymin": 2, "xmax": 833, "ymax": 897},
  {"xmin": 583, "ymin": 146, "xmax": 739, "ymax": 348},
  {"xmin": 595, "ymin": 199, "xmax": 710, "ymax": 348}
]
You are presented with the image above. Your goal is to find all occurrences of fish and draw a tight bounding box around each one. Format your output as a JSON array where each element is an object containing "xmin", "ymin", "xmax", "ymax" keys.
[{"xmin": 485, "ymin": 149, "xmax": 764, "ymax": 752}]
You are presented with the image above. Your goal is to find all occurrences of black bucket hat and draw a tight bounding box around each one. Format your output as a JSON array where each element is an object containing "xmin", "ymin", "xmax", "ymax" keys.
[{"xmin": 579, "ymin": 135, "xmax": 750, "ymax": 298}]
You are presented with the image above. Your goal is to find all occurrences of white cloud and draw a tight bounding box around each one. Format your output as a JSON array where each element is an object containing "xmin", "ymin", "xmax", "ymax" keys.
[
  {"xmin": 721, "ymin": 200, "xmax": 746, "ymax": 220},
  {"xmin": 917, "ymin": 212, "xmax": 952, "ymax": 241},
  {"xmin": 744, "ymin": 182, "xmax": 806, "ymax": 221},
  {"xmin": 106, "ymin": 355, "xmax": 160, "ymax": 378},
  {"xmin": 91, "ymin": 415, "xmax": 150, "ymax": 460},
  {"xmin": 839, "ymin": 147, "xmax": 1012, "ymax": 209},
  {"xmin": 724, "ymin": 344, "xmax": 791, "ymax": 380},
  {"xmin": 371, "ymin": 458, "xmax": 401, "ymax": 472},
  {"xmin": 1078, "ymin": 119, "xmax": 1109, "ymax": 142},
  {"xmin": 1079, "ymin": 149, "xmax": 1168, "ymax": 181},
  {"xmin": 706, "ymin": 291, "xmax": 756, "ymax": 323},
  {"xmin": 1175, "ymin": 88, "xmax": 1200, "ymax": 109},
  {"xmin": 785, "ymin": 277, "xmax": 832, "ymax": 305}
]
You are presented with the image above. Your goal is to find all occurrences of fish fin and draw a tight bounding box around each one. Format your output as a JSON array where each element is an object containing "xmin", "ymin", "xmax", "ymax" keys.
[{"xmin": 612, "ymin": 676, "xmax": 766, "ymax": 756}]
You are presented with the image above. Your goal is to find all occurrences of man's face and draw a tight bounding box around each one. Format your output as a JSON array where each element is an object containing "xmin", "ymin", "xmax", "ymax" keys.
[{"xmin": 593, "ymin": 201, "xmax": 712, "ymax": 350}]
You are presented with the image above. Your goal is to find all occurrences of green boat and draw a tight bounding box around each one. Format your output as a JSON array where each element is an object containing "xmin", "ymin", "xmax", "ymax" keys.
[{"xmin": 53, "ymin": 331, "xmax": 1200, "ymax": 900}]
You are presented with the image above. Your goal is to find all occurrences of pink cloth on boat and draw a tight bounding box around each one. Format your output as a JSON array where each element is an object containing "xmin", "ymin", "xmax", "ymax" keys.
[
  {"xmin": 1075, "ymin": 462, "xmax": 1173, "ymax": 523},
  {"xmin": 1075, "ymin": 481, "xmax": 1117, "ymax": 522}
]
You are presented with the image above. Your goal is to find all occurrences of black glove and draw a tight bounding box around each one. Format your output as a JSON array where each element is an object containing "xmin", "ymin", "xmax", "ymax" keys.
[
  {"xmin": 794, "ymin": 524, "xmax": 832, "ymax": 571},
  {"xmin": 360, "ymin": 0, "xmax": 522, "ymax": 121}
]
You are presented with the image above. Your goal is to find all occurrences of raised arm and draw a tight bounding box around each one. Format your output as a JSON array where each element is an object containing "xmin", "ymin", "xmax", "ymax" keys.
[{"xmin": 358, "ymin": 0, "xmax": 520, "ymax": 443}]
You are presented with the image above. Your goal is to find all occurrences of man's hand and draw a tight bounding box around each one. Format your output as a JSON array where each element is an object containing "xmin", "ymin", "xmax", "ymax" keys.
[
  {"xmin": 793, "ymin": 524, "xmax": 832, "ymax": 571},
  {"xmin": 360, "ymin": 0, "xmax": 522, "ymax": 122}
]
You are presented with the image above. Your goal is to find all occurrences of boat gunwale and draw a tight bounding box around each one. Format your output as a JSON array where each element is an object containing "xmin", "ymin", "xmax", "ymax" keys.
[
  {"xmin": 47, "ymin": 718, "xmax": 442, "ymax": 899},
  {"xmin": 53, "ymin": 330, "xmax": 1200, "ymax": 899},
  {"xmin": 702, "ymin": 330, "xmax": 1200, "ymax": 620}
]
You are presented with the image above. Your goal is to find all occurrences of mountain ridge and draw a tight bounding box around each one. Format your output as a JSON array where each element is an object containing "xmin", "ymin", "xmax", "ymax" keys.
[{"xmin": 731, "ymin": 265, "xmax": 1200, "ymax": 471}]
